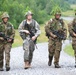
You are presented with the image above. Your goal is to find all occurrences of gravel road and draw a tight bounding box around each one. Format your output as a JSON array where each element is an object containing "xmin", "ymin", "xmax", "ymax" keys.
[{"xmin": 0, "ymin": 40, "xmax": 76, "ymax": 75}]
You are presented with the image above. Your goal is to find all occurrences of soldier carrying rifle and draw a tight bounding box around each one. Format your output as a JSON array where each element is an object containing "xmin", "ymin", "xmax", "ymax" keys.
[
  {"xmin": 0, "ymin": 12, "xmax": 15, "ymax": 71},
  {"xmin": 68, "ymin": 11, "xmax": 76, "ymax": 68},
  {"xmin": 18, "ymin": 11, "xmax": 41, "ymax": 69},
  {"xmin": 45, "ymin": 11, "xmax": 67, "ymax": 68}
]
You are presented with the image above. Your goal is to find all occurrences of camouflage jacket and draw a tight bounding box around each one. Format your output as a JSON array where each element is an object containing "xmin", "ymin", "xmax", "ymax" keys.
[
  {"xmin": 18, "ymin": 19, "xmax": 41, "ymax": 40},
  {"xmin": 45, "ymin": 18, "xmax": 67, "ymax": 40},
  {"xmin": 68, "ymin": 17, "xmax": 76, "ymax": 38},
  {"xmin": 0, "ymin": 22, "xmax": 15, "ymax": 41}
]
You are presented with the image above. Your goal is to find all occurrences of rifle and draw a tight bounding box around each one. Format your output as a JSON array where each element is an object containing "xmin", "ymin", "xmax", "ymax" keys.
[
  {"xmin": 52, "ymin": 30, "xmax": 65, "ymax": 40},
  {"xmin": 25, "ymin": 23, "xmax": 37, "ymax": 43},
  {"xmin": 0, "ymin": 32, "xmax": 14, "ymax": 43}
]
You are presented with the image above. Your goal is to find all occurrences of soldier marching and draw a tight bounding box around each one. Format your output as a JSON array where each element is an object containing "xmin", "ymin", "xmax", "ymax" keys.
[
  {"xmin": 0, "ymin": 12, "xmax": 15, "ymax": 71},
  {"xmin": 18, "ymin": 11, "xmax": 41, "ymax": 69},
  {"xmin": 68, "ymin": 11, "xmax": 76, "ymax": 68},
  {"xmin": 45, "ymin": 12, "xmax": 67, "ymax": 68},
  {"xmin": 0, "ymin": 10, "xmax": 76, "ymax": 71}
]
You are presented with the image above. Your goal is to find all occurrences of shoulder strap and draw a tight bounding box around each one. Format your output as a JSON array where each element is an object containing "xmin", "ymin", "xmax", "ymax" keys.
[{"xmin": 31, "ymin": 19, "xmax": 36, "ymax": 29}]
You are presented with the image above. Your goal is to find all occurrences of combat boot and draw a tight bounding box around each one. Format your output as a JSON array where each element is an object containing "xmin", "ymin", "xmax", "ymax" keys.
[
  {"xmin": 24, "ymin": 61, "xmax": 31, "ymax": 69},
  {"xmin": 75, "ymin": 65, "xmax": 76, "ymax": 68},
  {"xmin": 55, "ymin": 64, "xmax": 61, "ymax": 68},
  {"xmin": 6, "ymin": 67, "xmax": 10, "ymax": 71},
  {"xmin": 75, "ymin": 62, "xmax": 76, "ymax": 68},
  {"xmin": 48, "ymin": 56, "xmax": 53, "ymax": 66},
  {"xmin": 0, "ymin": 68, "xmax": 4, "ymax": 71}
]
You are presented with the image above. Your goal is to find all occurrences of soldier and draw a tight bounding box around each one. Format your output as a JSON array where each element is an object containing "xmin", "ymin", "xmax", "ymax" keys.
[
  {"xmin": 68, "ymin": 11, "xmax": 76, "ymax": 68},
  {"xmin": 45, "ymin": 12, "xmax": 67, "ymax": 68},
  {"xmin": 18, "ymin": 11, "xmax": 41, "ymax": 69},
  {"xmin": 0, "ymin": 12, "xmax": 15, "ymax": 71}
]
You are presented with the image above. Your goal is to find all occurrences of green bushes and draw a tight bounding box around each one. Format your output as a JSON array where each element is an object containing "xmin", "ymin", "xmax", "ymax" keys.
[{"xmin": 0, "ymin": 0, "xmax": 70, "ymax": 29}]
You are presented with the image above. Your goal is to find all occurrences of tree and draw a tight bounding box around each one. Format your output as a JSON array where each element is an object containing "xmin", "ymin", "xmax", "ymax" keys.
[{"xmin": 0, "ymin": 0, "xmax": 71, "ymax": 29}]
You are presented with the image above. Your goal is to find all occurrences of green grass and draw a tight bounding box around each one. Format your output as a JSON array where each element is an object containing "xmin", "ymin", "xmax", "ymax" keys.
[
  {"xmin": 71, "ymin": 4, "xmax": 76, "ymax": 10},
  {"xmin": 62, "ymin": 10, "xmax": 74, "ymax": 16},
  {"xmin": 37, "ymin": 24, "xmax": 48, "ymax": 43},
  {"xmin": 63, "ymin": 4, "xmax": 76, "ymax": 56},
  {"xmin": 64, "ymin": 44, "xmax": 74, "ymax": 56},
  {"xmin": 62, "ymin": 4, "xmax": 76, "ymax": 17},
  {"xmin": 12, "ymin": 30, "xmax": 23, "ymax": 47}
]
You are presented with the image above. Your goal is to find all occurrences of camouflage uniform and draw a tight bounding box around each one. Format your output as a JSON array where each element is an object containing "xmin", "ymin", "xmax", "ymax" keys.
[
  {"xmin": 45, "ymin": 15, "xmax": 67, "ymax": 68},
  {"xmin": 0, "ymin": 12, "xmax": 15, "ymax": 71},
  {"xmin": 18, "ymin": 11, "xmax": 41, "ymax": 68},
  {"xmin": 68, "ymin": 15, "xmax": 76, "ymax": 67}
]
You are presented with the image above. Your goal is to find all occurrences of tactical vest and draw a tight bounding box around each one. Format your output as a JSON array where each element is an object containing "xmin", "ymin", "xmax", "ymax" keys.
[
  {"xmin": 46, "ymin": 18, "xmax": 64, "ymax": 38},
  {"xmin": 24, "ymin": 20, "xmax": 36, "ymax": 34},
  {"xmin": 20, "ymin": 19, "xmax": 37, "ymax": 43},
  {"xmin": 50, "ymin": 18, "xmax": 64, "ymax": 31},
  {"xmin": 6, "ymin": 23, "xmax": 12, "ymax": 36},
  {"xmin": 0, "ymin": 22, "xmax": 12, "ymax": 36}
]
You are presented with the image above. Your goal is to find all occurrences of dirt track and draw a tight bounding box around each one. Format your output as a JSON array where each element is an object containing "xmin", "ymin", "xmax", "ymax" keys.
[{"xmin": 0, "ymin": 40, "xmax": 76, "ymax": 75}]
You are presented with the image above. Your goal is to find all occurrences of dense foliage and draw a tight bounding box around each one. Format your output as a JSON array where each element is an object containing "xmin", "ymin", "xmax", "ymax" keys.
[{"xmin": 0, "ymin": 0, "xmax": 71, "ymax": 29}]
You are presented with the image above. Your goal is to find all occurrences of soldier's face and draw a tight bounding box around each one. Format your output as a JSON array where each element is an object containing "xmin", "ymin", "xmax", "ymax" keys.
[
  {"xmin": 3, "ymin": 17, "xmax": 8, "ymax": 23},
  {"xmin": 27, "ymin": 14, "xmax": 32, "ymax": 20},
  {"xmin": 55, "ymin": 15, "xmax": 60, "ymax": 19}
]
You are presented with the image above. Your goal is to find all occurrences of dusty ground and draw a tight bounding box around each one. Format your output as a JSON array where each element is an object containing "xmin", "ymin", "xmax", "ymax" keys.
[{"xmin": 0, "ymin": 40, "xmax": 76, "ymax": 75}]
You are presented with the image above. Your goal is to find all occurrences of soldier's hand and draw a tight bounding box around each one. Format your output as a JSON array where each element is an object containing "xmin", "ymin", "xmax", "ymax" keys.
[
  {"xmin": 73, "ymin": 32, "xmax": 76, "ymax": 37},
  {"xmin": 24, "ymin": 30, "xmax": 30, "ymax": 34},
  {"xmin": 21, "ymin": 30, "xmax": 30, "ymax": 34},
  {"xmin": 0, "ymin": 37, "xmax": 4, "ymax": 41},
  {"xmin": 8, "ymin": 39, "xmax": 12, "ymax": 42},
  {"xmin": 50, "ymin": 32, "xmax": 57, "ymax": 38},
  {"xmin": 32, "ymin": 36, "xmax": 37, "ymax": 41},
  {"xmin": 53, "ymin": 35, "xmax": 57, "ymax": 38}
]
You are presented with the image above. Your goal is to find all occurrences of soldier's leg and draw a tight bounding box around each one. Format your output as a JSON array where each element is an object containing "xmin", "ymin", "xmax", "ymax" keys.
[
  {"xmin": 74, "ymin": 50, "xmax": 76, "ymax": 67},
  {"xmin": 23, "ymin": 39, "xmax": 31, "ymax": 69},
  {"xmin": 29, "ymin": 51, "xmax": 33, "ymax": 64},
  {"xmin": 4, "ymin": 43, "xmax": 12, "ymax": 71},
  {"xmin": 48, "ymin": 39, "xmax": 55, "ymax": 66},
  {"xmin": 29, "ymin": 40, "xmax": 35, "ymax": 64},
  {"xmin": 72, "ymin": 41, "xmax": 76, "ymax": 67},
  {"xmin": 54, "ymin": 41, "xmax": 62, "ymax": 68},
  {"xmin": 0, "ymin": 45, "xmax": 4, "ymax": 71},
  {"xmin": 23, "ymin": 40, "xmax": 30, "ymax": 62}
]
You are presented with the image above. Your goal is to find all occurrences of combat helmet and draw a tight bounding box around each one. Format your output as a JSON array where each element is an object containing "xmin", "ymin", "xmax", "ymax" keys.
[
  {"xmin": 1, "ymin": 12, "xmax": 9, "ymax": 19},
  {"xmin": 55, "ymin": 12, "xmax": 61, "ymax": 16},
  {"xmin": 25, "ymin": 11, "xmax": 33, "ymax": 17}
]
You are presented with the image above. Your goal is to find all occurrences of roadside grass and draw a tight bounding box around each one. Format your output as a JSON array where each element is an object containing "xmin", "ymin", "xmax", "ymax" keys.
[
  {"xmin": 12, "ymin": 25, "xmax": 48, "ymax": 48},
  {"xmin": 71, "ymin": 4, "xmax": 76, "ymax": 10},
  {"xmin": 63, "ymin": 4, "xmax": 76, "ymax": 56},
  {"xmin": 64, "ymin": 44, "xmax": 74, "ymax": 56},
  {"xmin": 62, "ymin": 4, "xmax": 76, "ymax": 17},
  {"xmin": 12, "ymin": 30, "xmax": 23, "ymax": 47},
  {"xmin": 37, "ymin": 24, "xmax": 48, "ymax": 43},
  {"xmin": 62, "ymin": 10, "xmax": 74, "ymax": 17}
]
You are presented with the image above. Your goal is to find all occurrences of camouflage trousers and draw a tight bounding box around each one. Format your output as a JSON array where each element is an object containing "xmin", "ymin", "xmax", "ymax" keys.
[
  {"xmin": 23, "ymin": 39, "xmax": 35, "ymax": 64},
  {"xmin": 0, "ymin": 41, "xmax": 12, "ymax": 68},
  {"xmin": 72, "ymin": 38, "xmax": 76, "ymax": 62},
  {"xmin": 48, "ymin": 37, "xmax": 62, "ymax": 65}
]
